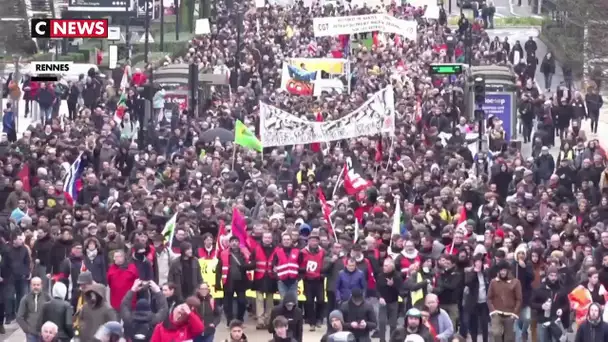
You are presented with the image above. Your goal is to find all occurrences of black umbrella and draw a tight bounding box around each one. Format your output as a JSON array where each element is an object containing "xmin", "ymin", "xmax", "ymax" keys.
[{"xmin": 200, "ymin": 128, "xmax": 234, "ymax": 143}]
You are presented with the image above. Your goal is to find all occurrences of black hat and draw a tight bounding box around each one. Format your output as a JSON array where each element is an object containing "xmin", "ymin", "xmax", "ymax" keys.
[{"xmin": 497, "ymin": 260, "xmax": 511, "ymax": 271}]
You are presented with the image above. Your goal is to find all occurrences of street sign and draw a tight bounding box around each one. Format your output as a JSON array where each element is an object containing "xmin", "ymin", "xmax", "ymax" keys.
[
  {"xmin": 108, "ymin": 26, "xmax": 120, "ymax": 40},
  {"xmin": 67, "ymin": 0, "xmax": 134, "ymax": 12},
  {"xmin": 429, "ymin": 64, "xmax": 463, "ymax": 75}
]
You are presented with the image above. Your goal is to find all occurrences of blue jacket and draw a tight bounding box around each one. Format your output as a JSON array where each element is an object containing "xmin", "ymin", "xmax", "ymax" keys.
[
  {"xmin": 335, "ymin": 268, "xmax": 366, "ymax": 303},
  {"xmin": 83, "ymin": 253, "xmax": 107, "ymax": 285},
  {"xmin": 2, "ymin": 110, "xmax": 14, "ymax": 132}
]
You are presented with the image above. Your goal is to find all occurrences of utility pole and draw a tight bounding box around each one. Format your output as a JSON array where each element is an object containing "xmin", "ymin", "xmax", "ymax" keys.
[
  {"xmin": 175, "ymin": 0, "xmax": 179, "ymax": 41},
  {"xmin": 13, "ymin": 55, "xmax": 20, "ymax": 132},
  {"xmin": 144, "ymin": 0, "xmax": 150, "ymax": 63},
  {"xmin": 126, "ymin": 0, "xmax": 132, "ymax": 60},
  {"xmin": 160, "ymin": 0, "xmax": 164, "ymax": 51}
]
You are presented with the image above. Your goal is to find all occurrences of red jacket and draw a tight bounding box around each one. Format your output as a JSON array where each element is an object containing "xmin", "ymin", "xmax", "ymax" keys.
[
  {"xmin": 107, "ymin": 263, "xmax": 138, "ymax": 310},
  {"xmin": 150, "ymin": 312, "xmax": 204, "ymax": 342}
]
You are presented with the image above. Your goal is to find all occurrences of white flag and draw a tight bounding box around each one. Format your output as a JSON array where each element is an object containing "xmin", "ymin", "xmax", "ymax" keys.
[{"xmin": 390, "ymin": 198, "xmax": 401, "ymax": 247}]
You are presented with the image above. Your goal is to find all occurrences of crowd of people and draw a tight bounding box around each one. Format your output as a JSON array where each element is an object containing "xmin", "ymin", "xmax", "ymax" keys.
[{"xmin": 0, "ymin": 0, "xmax": 606, "ymax": 341}]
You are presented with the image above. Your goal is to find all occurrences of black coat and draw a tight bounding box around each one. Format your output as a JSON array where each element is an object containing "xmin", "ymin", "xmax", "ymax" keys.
[
  {"xmin": 434, "ymin": 267, "xmax": 463, "ymax": 305},
  {"xmin": 37, "ymin": 298, "xmax": 74, "ymax": 341},
  {"xmin": 340, "ymin": 299, "xmax": 378, "ymax": 342},
  {"xmin": 168, "ymin": 257, "xmax": 203, "ymax": 300},
  {"xmin": 529, "ymin": 280, "xmax": 570, "ymax": 325},
  {"xmin": 269, "ymin": 301, "xmax": 304, "ymax": 342},
  {"xmin": 463, "ymin": 269, "xmax": 490, "ymax": 311},
  {"xmin": 574, "ymin": 319, "xmax": 608, "ymax": 342}
]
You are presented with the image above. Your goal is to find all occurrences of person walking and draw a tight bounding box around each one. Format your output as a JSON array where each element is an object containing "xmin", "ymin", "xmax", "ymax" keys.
[
  {"xmin": 168, "ymin": 242, "xmax": 203, "ymax": 302},
  {"xmin": 270, "ymin": 316, "xmax": 298, "ymax": 342},
  {"xmin": 540, "ymin": 53, "xmax": 556, "ymax": 92},
  {"xmin": 194, "ymin": 282, "xmax": 222, "ymax": 342},
  {"xmin": 2, "ymin": 102, "xmax": 16, "ymax": 142},
  {"xmin": 215, "ymin": 236, "xmax": 253, "ymax": 324},
  {"xmin": 107, "ymin": 249, "xmax": 138, "ymax": 314},
  {"xmin": 463, "ymin": 254, "xmax": 490, "ymax": 342},
  {"xmin": 37, "ymin": 282, "xmax": 74, "ymax": 342},
  {"xmin": 488, "ymin": 261, "xmax": 523, "ymax": 342},
  {"xmin": 299, "ymin": 233, "xmax": 325, "ymax": 331},
  {"xmin": 272, "ymin": 233, "xmax": 301, "ymax": 299},
  {"xmin": 339, "ymin": 288, "xmax": 377, "ymax": 342},
  {"xmin": 251, "ymin": 231, "xmax": 276, "ymax": 329},
  {"xmin": 16, "ymin": 277, "xmax": 51, "ymax": 342},
  {"xmin": 585, "ymin": 87, "xmax": 603, "ymax": 134},
  {"xmin": 5, "ymin": 232, "xmax": 32, "ymax": 323},
  {"xmin": 336, "ymin": 258, "xmax": 366, "ymax": 305},
  {"xmin": 376, "ymin": 258, "xmax": 403, "ymax": 342},
  {"xmin": 269, "ymin": 292, "xmax": 304, "ymax": 342},
  {"xmin": 77, "ymin": 284, "xmax": 117, "ymax": 341},
  {"xmin": 36, "ymin": 82, "xmax": 55, "ymax": 125},
  {"xmin": 121, "ymin": 279, "xmax": 168, "ymax": 342}
]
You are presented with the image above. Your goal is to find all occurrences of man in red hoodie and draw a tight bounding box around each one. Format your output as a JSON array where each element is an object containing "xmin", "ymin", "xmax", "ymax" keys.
[
  {"xmin": 150, "ymin": 303, "xmax": 204, "ymax": 342},
  {"xmin": 107, "ymin": 250, "xmax": 138, "ymax": 312}
]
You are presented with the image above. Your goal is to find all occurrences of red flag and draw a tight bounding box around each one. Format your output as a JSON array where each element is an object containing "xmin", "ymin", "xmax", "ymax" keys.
[
  {"xmin": 394, "ymin": 35, "xmax": 402, "ymax": 47},
  {"xmin": 231, "ymin": 207, "xmax": 249, "ymax": 248},
  {"xmin": 375, "ymin": 139, "xmax": 383, "ymax": 162},
  {"xmin": 215, "ymin": 219, "xmax": 227, "ymax": 252},
  {"xmin": 456, "ymin": 206, "xmax": 467, "ymax": 227},
  {"xmin": 343, "ymin": 158, "xmax": 373, "ymax": 196},
  {"xmin": 372, "ymin": 31, "xmax": 379, "ymax": 47},
  {"xmin": 17, "ymin": 163, "xmax": 30, "ymax": 192},
  {"xmin": 317, "ymin": 188, "xmax": 335, "ymax": 239},
  {"xmin": 310, "ymin": 112, "xmax": 324, "ymax": 153}
]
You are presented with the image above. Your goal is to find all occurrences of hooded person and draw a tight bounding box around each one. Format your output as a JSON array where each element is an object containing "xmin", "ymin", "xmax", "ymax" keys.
[
  {"xmin": 575, "ymin": 302, "xmax": 608, "ymax": 342},
  {"xmin": 339, "ymin": 288, "xmax": 377, "ymax": 342},
  {"xmin": 37, "ymin": 282, "xmax": 74, "ymax": 342},
  {"xmin": 321, "ymin": 310, "xmax": 345, "ymax": 342},
  {"xmin": 269, "ymin": 291, "xmax": 304, "ymax": 342},
  {"xmin": 149, "ymin": 303, "xmax": 205, "ymax": 342},
  {"xmin": 77, "ymin": 283, "xmax": 117, "ymax": 341},
  {"xmin": 121, "ymin": 279, "xmax": 169, "ymax": 341}
]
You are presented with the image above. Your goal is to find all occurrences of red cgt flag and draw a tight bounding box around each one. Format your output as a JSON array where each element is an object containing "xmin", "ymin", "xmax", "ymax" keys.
[{"xmin": 17, "ymin": 163, "xmax": 30, "ymax": 192}]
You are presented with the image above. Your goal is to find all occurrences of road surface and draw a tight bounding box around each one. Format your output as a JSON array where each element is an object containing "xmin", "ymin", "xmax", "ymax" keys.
[{"xmin": 446, "ymin": 0, "xmax": 537, "ymax": 18}]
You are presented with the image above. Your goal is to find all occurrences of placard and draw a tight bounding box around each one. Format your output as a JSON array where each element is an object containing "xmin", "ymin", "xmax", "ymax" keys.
[
  {"xmin": 313, "ymin": 14, "xmax": 417, "ymax": 40},
  {"xmin": 260, "ymin": 86, "xmax": 395, "ymax": 147}
]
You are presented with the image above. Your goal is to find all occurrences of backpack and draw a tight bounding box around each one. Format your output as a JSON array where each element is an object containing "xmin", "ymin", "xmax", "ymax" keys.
[{"xmin": 129, "ymin": 321, "xmax": 153, "ymax": 342}]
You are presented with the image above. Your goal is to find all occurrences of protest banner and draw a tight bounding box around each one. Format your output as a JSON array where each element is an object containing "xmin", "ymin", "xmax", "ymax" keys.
[
  {"xmin": 313, "ymin": 14, "xmax": 417, "ymax": 40},
  {"xmin": 260, "ymin": 86, "xmax": 395, "ymax": 147}
]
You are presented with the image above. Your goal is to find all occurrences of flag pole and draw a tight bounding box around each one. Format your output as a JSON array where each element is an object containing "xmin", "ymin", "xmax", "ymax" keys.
[
  {"xmin": 231, "ymin": 146, "xmax": 237, "ymax": 170},
  {"xmin": 384, "ymin": 135, "xmax": 395, "ymax": 171},
  {"xmin": 332, "ymin": 166, "xmax": 345, "ymax": 198},
  {"xmin": 329, "ymin": 216, "xmax": 337, "ymax": 241}
]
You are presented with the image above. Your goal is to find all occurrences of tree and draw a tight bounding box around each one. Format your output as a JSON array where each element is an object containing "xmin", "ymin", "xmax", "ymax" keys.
[{"xmin": 542, "ymin": 0, "xmax": 608, "ymax": 77}]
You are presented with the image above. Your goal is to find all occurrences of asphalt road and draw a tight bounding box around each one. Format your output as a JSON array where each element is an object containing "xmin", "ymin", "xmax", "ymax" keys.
[{"xmin": 445, "ymin": 0, "xmax": 536, "ymax": 18}]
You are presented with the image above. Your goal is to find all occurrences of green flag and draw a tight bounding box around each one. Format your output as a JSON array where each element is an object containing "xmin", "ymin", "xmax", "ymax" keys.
[
  {"xmin": 235, "ymin": 120, "xmax": 263, "ymax": 152},
  {"xmin": 162, "ymin": 212, "xmax": 178, "ymax": 247}
]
